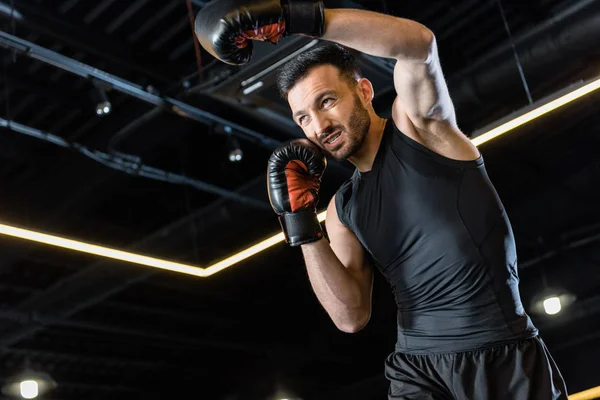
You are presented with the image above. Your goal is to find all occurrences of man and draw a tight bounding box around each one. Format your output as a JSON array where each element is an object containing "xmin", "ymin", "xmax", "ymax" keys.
[{"xmin": 195, "ymin": 1, "xmax": 568, "ymax": 398}]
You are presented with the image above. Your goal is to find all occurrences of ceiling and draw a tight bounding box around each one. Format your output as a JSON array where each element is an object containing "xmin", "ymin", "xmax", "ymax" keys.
[{"xmin": 0, "ymin": 0, "xmax": 599, "ymax": 399}]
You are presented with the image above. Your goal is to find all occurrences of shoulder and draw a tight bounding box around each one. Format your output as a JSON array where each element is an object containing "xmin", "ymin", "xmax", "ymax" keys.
[
  {"xmin": 329, "ymin": 175, "xmax": 356, "ymax": 229},
  {"xmin": 335, "ymin": 175, "xmax": 355, "ymax": 200},
  {"xmin": 334, "ymin": 173, "xmax": 357, "ymax": 210}
]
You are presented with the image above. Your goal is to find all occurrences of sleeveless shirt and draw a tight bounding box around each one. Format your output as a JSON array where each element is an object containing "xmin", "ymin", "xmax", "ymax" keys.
[{"xmin": 335, "ymin": 120, "xmax": 537, "ymax": 354}]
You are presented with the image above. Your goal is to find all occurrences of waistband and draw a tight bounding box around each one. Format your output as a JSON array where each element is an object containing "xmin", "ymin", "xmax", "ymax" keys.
[{"xmin": 394, "ymin": 329, "xmax": 539, "ymax": 355}]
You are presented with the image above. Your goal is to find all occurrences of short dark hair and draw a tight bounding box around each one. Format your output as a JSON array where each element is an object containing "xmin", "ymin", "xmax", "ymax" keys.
[{"xmin": 275, "ymin": 43, "xmax": 362, "ymax": 99}]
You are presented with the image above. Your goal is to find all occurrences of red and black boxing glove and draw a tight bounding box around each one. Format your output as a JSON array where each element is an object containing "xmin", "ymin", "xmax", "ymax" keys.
[
  {"xmin": 194, "ymin": 0, "xmax": 325, "ymax": 65},
  {"xmin": 268, "ymin": 139, "xmax": 326, "ymax": 247}
]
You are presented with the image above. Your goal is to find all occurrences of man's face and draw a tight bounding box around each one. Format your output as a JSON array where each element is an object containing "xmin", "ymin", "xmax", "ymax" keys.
[{"xmin": 287, "ymin": 65, "xmax": 371, "ymax": 162}]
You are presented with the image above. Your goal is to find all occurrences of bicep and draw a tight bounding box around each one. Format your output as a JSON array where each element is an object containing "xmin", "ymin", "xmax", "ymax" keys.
[{"xmin": 325, "ymin": 197, "xmax": 373, "ymax": 288}]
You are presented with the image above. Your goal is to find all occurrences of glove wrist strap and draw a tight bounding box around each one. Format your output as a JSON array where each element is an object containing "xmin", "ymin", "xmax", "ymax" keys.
[
  {"xmin": 279, "ymin": 208, "xmax": 324, "ymax": 247},
  {"xmin": 283, "ymin": 0, "xmax": 325, "ymax": 37}
]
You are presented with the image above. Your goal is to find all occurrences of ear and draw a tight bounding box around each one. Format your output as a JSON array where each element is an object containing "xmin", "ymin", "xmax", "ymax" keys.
[{"xmin": 356, "ymin": 78, "xmax": 375, "ymax": 103}]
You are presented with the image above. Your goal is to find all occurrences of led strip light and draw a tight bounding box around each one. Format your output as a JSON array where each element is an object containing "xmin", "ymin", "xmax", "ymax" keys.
[
  {"xmin": 0, "ymin": 75, "xmax": 599, "ymax": 277},
  {"xmin": 471, "ymin": 75, "xmax": 600, "ymax": 146},
  {"xmin": 570, "ymin": 385, "xmax": 600, "ymax": 400}
]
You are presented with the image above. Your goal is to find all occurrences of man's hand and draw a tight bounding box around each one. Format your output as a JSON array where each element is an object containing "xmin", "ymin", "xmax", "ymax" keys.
[
  {"xmin": 267, "ymin": 139, "xmax": 327, "ymax": 247},
  {"xmin": 194, "ymin": 0, "xmax": 325, "ymax": 65}
]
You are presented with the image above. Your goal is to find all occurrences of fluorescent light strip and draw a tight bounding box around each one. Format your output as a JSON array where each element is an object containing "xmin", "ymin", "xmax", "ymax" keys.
[
  {"xmin": 0, "ymin": 75, "xmax": 599, "ymax": 277},
  {"xmin": 201, "ymin": 212, "xmax": 328, "ymax": 275},
  {"xmin": 0, "ymin": 223, "xmax": 208, "ymax": 277},
  {"xmin": 202, "ymin": 232, "xmax": 285, "ymax": 277},
  {"xmin": 471, "ymin": 76, "xmax": 600, "ymax": 146},
  {"xmin": 570, "ymin": 385, "xmax": 600, "ymax": 400}
]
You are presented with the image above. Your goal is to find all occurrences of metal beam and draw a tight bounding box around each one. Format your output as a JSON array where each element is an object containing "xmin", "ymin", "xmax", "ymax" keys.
[
  {"xmin": 0, "ymin": 30, "xmax": 282, "ymax": 150},
  {"xmin": 0, "ymin": 118, "xmax": 270, "ymax": 209},
  {"xmin": 3, "ymin": 0, "xmax": 178, "ymax": 83},
  {"xmin": 0, "ymin": 110, "xmax": 142, "ymax": 277}
]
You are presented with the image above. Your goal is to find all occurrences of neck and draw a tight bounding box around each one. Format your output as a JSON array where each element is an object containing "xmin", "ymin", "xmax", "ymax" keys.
[{"xmin": 348, "ymin": 115, "xmax": 388, "ymax": 172}]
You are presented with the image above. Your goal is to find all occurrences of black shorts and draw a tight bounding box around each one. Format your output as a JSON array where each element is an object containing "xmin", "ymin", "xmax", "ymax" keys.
[{"xmin": 384, "ymin": 336, "xmax": 567, "ymax": 400}]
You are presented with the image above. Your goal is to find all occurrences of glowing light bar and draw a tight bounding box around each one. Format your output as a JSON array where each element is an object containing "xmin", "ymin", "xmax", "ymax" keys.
[
  {"xmin": 0, "ymin": 75, "xmax": 599, "ymax": 277},
  {"xmin": 197, "ymin": 211, "xmax": 328, "ymax": 276},
  {"xmin": 570, "ymin": 385, "xmax": 600, "ymax": 400},
  {"xmin": 471, "ymin": 76, "xmax": 600, "ymax": 146},
  {"xmin": 202, "ymin": 211, "xmax": 327, "ymax": 276},
  {"xmin": 0, "ymin": 223, "xmax": 209, "ymax": 277},
  {"xmin": 202, "ymin": 232, "xmax": 285, "ymax": 277},
  {"xmin": 0, "ymin": 209, "xmax": 327, "ymax": 278}
]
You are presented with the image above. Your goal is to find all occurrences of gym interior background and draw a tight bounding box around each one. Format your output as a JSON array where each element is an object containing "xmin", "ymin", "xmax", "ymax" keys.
[{"xmin": 0, "ymin": 0, "xmax": 599, "ymax": 399}]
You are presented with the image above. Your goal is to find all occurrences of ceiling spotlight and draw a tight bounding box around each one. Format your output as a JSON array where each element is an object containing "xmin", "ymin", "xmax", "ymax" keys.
[
  {"xmin": 271, "ymin": 383, "xmax": 302, "ymax": 400},
  {"xmin": 2, "ymin": 368, "xmax": 56, "ymax": 399},
  {"xmin": 20, "ymin": 380, "xmax": 38, "ymax": 399},
  {"xmin": 531, "ymin": 289, "xmax": 576, "ymax": 316},
  {"xmin": 543, "ymin": 296, "xmax": 562, "ymax": 315},
  {"xmin": 95, "ymin": 100, "xmax": 111, "ymax": 115},
  {"xmin": 227, "ymin": 135, "xmax": 243, "ymax": 163},
  {"xmin": 228, "ymin": 149, "xmax": 243, "ymax": 162},
  {"xmin": 90, "ymin": 85, "xmax": 111, "ymax": 116}
]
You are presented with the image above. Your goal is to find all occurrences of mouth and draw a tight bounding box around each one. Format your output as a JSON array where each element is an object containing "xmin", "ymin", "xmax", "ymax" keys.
[{"xmin": 323, "ymin": 131, "xmax": 342, "ymax": 148}]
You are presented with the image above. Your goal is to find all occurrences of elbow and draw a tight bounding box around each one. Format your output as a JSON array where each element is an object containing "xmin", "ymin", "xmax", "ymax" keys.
[
  {"xmin": 338, "ymin": 322, "xmax": 366, "ymax": 334},
  {"xmin": 393, "ymin": 23, "xmax": 436, "ymax": 63},
  {"xmin": 421, "ymin": 24, "xmax": 435, "ymax": 44},
  {"xmin": 335, "ymin": 311, "xmax": 371, "ymax": 333},
  {"xmin": 422, "ymin": 27, "xmax": 436, "ymax": 63},
  {"xmin": 408, "ymin": 23, "xmax": 435, "ymax": 63}
]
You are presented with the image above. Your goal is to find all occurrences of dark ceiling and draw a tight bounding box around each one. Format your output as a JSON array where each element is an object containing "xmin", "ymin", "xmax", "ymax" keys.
[{"xmin": 0, "ymin": 0, "xmax": 599, "ymax": 399}]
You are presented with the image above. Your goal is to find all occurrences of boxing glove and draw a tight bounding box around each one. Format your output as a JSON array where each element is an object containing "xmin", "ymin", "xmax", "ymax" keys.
[
  {"xmin": 194, "ymin": 0, "xmax": 325, "ymax": 65},
  {"xmin": 268, "ymin": 139, "xmax": 326, "ymax": 246}
]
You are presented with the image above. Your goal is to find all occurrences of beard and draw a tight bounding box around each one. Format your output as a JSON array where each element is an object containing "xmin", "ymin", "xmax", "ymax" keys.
[{"xmin": 319, "ymin": 94, "xmax": 371, "ymax": 162}]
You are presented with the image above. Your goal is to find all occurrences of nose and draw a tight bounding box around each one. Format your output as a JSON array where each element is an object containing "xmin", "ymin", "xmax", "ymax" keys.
[{"xmin": 312, "ymin": 113, "xmax": 334, "ymax": 140}]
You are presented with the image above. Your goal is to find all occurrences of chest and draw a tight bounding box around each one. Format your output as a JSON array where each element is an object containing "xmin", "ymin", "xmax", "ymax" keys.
[{"xmin": 348, "ymin": 156, "xmax": 465, "ymax": 268}]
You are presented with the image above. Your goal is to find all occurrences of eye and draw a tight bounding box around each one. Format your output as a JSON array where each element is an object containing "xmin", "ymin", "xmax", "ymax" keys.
[
  {"xmin": 298, "ymin": 115, "xmax": 308, "ymax": 125},
  {"xmin": 322, "ymin": 98, "xmax": 334, "ymax": 107}
]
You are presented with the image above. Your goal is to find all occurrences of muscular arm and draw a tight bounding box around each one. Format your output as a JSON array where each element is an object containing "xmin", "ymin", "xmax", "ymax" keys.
[
  {"xmin": 321, "ymin": 8, "xmax": 480, "ymax": 160},
  {"xmin": 301, "ymin": 196, "xmax": 373, "ymax": 333},
  {"xmin": 322, "ymin": 8, "xmax": 433, "ymax": 60}
]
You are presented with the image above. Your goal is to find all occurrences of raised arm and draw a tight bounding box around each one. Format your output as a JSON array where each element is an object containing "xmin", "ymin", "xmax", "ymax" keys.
[
  {"xmin": 194, "ymin": 0, "xmax": 471, "ymax": 159},
  {"xmin": 301, "ymin": 196, "xmax": 373, "ymax": 332},
  {"xmin": 320, "ymin": 8, "xmax": 480, "ymax": 161}
]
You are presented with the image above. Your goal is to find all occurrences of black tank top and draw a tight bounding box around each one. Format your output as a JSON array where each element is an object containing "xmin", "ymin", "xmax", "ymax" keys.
[{"xmin": 335, "ymin": 120, "xmax": 537, "ymax": 354}]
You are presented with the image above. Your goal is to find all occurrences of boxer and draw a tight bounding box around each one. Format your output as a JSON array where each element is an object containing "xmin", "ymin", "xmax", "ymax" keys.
[{"xmin": 195, "ymin": 2, "xmax": 568, "ymax": 398}]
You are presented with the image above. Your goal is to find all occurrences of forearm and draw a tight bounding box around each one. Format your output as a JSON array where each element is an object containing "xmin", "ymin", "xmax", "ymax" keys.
[
  {"xmin": 301, "ymin": 238, "xmax": 371, "ymax": 331},
  {"xmin": 321, "ymin": 8, "xmax": 433, "ymax": 62}
]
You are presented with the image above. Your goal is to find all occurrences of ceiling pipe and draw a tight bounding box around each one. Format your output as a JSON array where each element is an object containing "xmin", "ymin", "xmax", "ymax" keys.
[
  {"xmin": 449, "ymin": 1, "xmax": 600, "ymax": 116},
  {"xmin": 0, "ymin": 30, "xmax": 282, "ymax": 150},
  {"xmin": 0, "ymin": 118, "xmax": 269, "ymax": 209}
]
